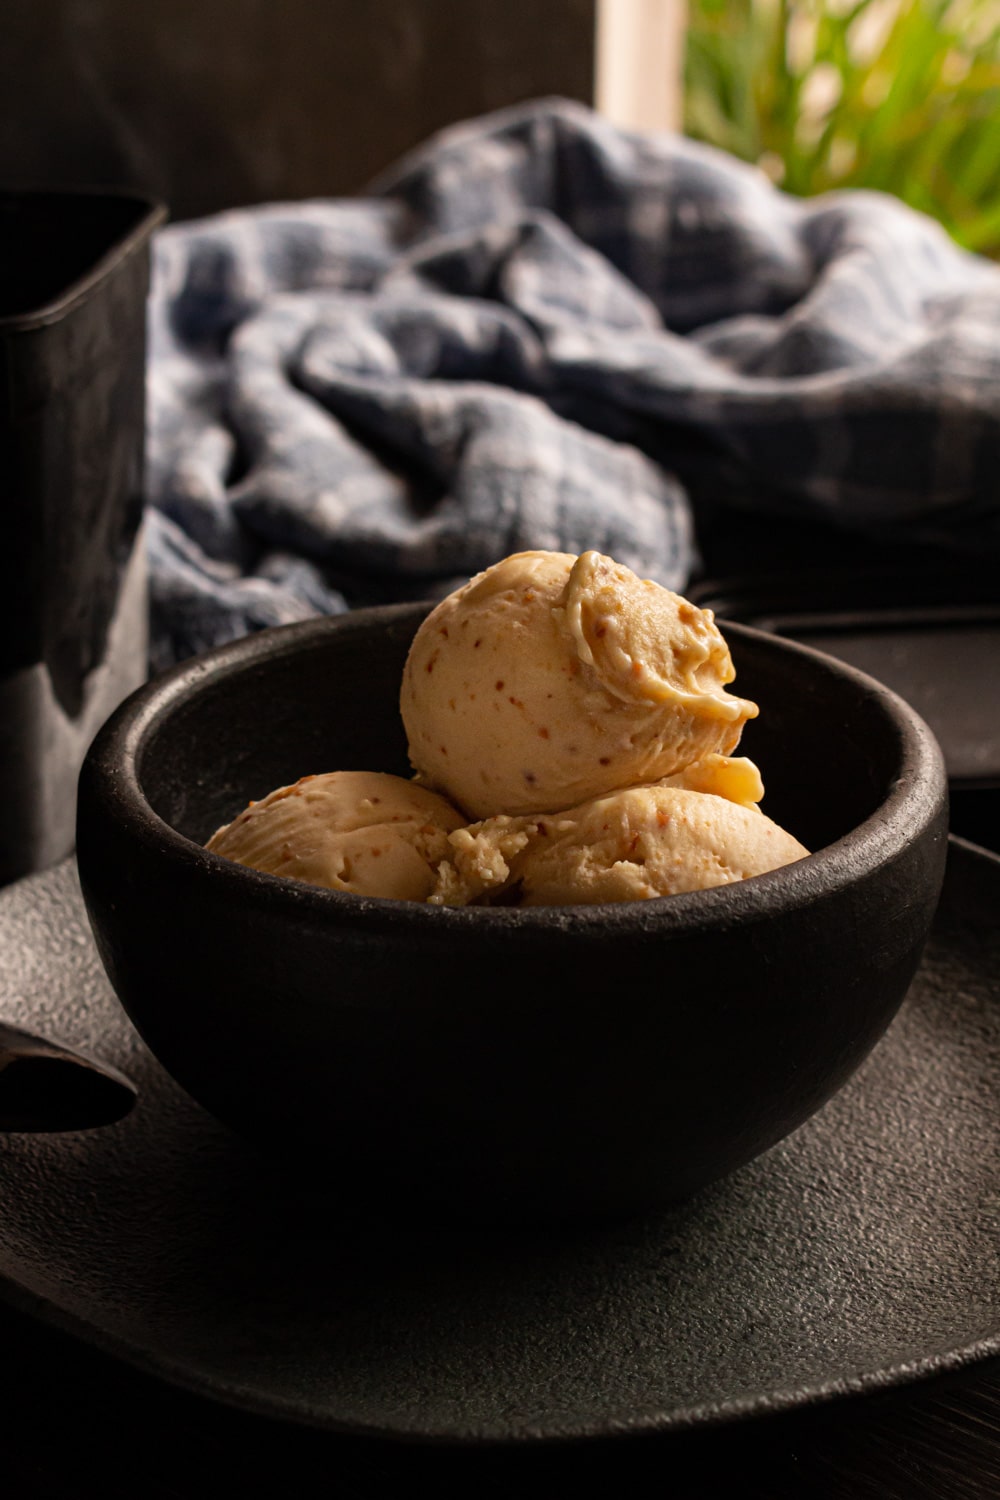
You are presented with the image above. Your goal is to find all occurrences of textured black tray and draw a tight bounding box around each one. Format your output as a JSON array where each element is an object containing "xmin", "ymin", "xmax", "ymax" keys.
[{"xmin": 0, "ymin": 843, "xmax": 998, "ymax": 1445}]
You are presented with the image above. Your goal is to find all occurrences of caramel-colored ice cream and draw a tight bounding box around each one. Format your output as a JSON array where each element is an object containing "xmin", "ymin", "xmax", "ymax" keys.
[
  {"xmin": 659, "ymin": 752, "xmax": 764, "ymax": 808},
  {"xmin": 431, "ymin": 780, "xmax": 808, "ymax": 908},
  {"xmin": 400, "ymin": 550, "xmax": 758, "ymax": 819},
  {"xmin": 206, "ymin": 770, "xmax": 464, "ymax": 901},
  {"xmin": 206, "ymin": 550, "xmax": 808, "ymax": 908}
]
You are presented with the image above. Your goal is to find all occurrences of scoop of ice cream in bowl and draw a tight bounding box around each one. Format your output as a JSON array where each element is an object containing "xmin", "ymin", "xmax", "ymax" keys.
[
  {"xmin": 400, "ymin": 549, "xmax": 759, "ymax": 819},
  {"xmin": 76, "ymin": 551, "xmax": 948, "ymax": 1225}
]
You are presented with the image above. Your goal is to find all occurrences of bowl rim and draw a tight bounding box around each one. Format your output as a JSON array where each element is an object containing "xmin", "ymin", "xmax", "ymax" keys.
[{"xmin": 81, "ymin": 604, "xmax": 947, "ymax": 936}]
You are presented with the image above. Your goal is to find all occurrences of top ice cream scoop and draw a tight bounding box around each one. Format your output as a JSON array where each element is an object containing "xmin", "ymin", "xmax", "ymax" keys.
[{"xmin": 400, "ymin": 550, "xmax": 758, "ymax": 818}]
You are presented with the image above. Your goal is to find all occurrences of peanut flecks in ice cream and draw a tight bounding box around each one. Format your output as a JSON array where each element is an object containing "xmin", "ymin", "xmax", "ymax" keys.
[
  {"xmin": 399, "ymin": 550, "xmax": 759, "ymax": 820},
  {"xmin": 209, "ymin": 549, "xmax": 807, "ymax": 906}
]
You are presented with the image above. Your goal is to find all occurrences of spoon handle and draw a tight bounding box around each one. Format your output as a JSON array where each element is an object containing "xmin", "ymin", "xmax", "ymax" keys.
[{"xmin": 0, "ymin": 1021, "xmax": 137, "ymax": 1132}]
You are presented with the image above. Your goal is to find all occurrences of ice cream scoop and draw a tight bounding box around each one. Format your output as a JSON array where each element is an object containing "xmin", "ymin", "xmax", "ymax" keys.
[
  {"xmin": 431, "ymin": 782, "xmax": 809, "ymax": 907},
  {"xmin": 206, "ymin": 770, "xmax": 464, "ymax": 901},
  {"xmin": 400, "ymin": 550, "xmax": 758, "ymax": 819}
]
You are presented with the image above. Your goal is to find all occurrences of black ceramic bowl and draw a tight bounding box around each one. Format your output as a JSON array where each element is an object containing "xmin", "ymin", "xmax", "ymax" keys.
[{"xmin": 76, "ymin": 606, "xmax": 948, "ymax": 1225}]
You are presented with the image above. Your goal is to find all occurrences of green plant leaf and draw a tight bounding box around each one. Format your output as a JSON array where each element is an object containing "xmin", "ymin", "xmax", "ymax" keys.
[{"xmin": 683, "ymin": 0, "xmax": 1000, "ymax": 257}]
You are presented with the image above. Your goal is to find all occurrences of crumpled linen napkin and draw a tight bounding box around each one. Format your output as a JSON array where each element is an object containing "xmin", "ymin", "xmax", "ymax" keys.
[{"xmin": 146, "ymin": 96, "xmax": 1000, "ymax": 669}]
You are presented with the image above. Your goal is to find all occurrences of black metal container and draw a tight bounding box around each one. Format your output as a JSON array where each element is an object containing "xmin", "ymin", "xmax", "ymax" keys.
[{"xmin": 0, "ymin": 188, "xmax": 166, "ymax": 886}]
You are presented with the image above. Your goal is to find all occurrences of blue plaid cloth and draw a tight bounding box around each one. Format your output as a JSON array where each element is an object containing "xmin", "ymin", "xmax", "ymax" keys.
[{"xmin": 147, "ymin": 96, "xmax": 1000, "ymax": 669}]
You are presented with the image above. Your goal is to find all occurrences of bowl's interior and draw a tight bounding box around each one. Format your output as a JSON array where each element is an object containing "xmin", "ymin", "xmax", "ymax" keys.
[{"xmin": 136, "ymin": 607, "xmax": 901, "ymax": 863}]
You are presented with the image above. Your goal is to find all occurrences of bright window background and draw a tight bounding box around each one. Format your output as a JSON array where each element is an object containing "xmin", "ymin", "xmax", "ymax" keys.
[{"xmin": 597, "ymin": 0, "xmax": 1000, "ymax": 258}]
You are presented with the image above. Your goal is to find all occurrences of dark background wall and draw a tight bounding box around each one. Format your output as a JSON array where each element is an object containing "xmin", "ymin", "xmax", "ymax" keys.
[{"xmin": 1, "ymin": 0, "xmax": 596, "ymax": 223}]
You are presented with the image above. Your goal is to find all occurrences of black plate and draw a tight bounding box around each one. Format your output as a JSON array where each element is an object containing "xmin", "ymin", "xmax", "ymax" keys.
[{"xmin": 0, "ymin": 844, "xmax": 998, "ymax": 1444}]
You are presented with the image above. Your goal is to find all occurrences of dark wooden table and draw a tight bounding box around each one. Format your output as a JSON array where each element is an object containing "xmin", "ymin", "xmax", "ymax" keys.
[{"xmin": 5, "ymin": 1294, "xmax": 1000, "ymax": 1499}]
